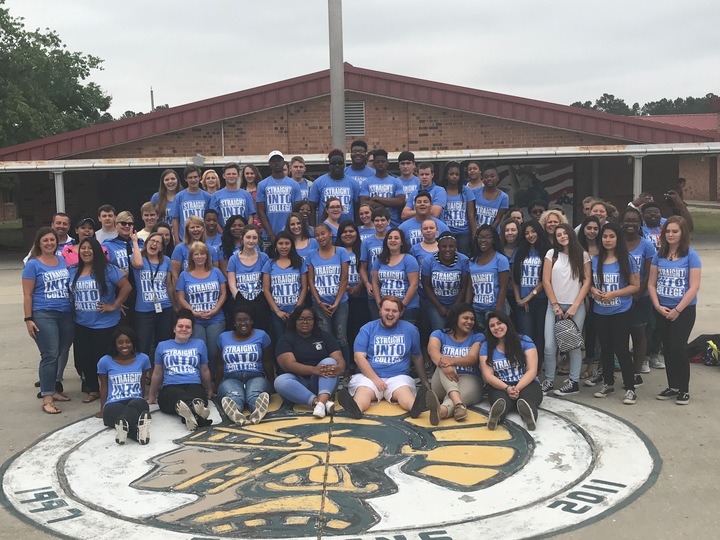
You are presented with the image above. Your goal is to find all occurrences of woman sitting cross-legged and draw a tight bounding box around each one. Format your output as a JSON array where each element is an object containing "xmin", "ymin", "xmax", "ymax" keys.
[
  {"xmin": 216, "ymin": 307, "xmax": 273, "ymax": 426},
  {"xmin": 479, "ymin": 311, "xmax": 543, "ymax": 431},
  {"xmin": 274, "ymin": 306, "xmax": 346, "ymax": 419},
  {"xmin": 149, "ymin": 309, "xmax": 215, "ymax": 431},
  {"xmin": 98, "ymin": 327, "xmax": 152, "ymax": 445}
]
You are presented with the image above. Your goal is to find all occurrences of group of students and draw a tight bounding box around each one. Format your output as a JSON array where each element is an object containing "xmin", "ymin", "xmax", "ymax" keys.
[{"xmin": 21, "ymin": 142, "xmax": 701, "ymax": 444}]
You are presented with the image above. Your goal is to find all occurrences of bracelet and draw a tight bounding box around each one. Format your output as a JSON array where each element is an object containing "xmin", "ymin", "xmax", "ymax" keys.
[
  {"xmin": 673, "ymin": 307, "xmax": 682, "ymax": 314},
  {"xmin": 24, "ymin": 316, "xmax": 33, "ymax": 322}
]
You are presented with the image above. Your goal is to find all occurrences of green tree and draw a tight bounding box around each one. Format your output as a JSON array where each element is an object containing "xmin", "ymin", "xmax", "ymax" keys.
[
  {"xmin": 0, "ymin": 0, "xmax": 111, "ymax": 148},
  {"xmin": 571, "ymin": 94, "xmax": 638, "ymax": 116}
]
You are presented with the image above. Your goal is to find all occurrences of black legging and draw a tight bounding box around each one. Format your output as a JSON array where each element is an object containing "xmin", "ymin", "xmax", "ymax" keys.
[
  {"xmin": 595, "ymin": 310, "xmax": 635, "ymax": 391},
  {"xmin": 158, "ymin": 383, "xmax": 207, "ymax": 415},
  {"xmin": 103, "ymin": 398, "xmax": 149, "ymax": 440},
  {"xmin": 74, "ymin": 324, "xmax": 116, "ymax": 393},
  {"xmin": 486, "ymin": 380, "xmax": 544, "ymax": 421},
  {"xmin": 655, "ymin": 305, "xmax": 696, "ymax": 393}
]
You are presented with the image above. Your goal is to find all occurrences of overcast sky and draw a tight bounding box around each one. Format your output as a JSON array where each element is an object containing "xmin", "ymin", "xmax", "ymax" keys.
[{"xmin": 6, "ymin": 0, "xmax": 720, "ymax": 117}]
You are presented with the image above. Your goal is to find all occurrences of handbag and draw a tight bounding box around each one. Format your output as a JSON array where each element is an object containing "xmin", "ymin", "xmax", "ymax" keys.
[{"xmin": 555, "ymin": 316, "xmax": 584, "ymax": 353}]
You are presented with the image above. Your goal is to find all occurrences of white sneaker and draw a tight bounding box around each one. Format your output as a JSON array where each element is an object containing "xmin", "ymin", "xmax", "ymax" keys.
[
  {"xmin": 649, "ymin": 354, "xmax": 665, "ymax": 369},
  {"xmin": 137, "ymin": 411, "xmax": 151, "ymax": 445},
  {"xmin": 249, "ymin": 392, "xmax": 270, "ymax": 425},
  {"xmin": 313, "ymin": 401, "xmax": 326, "ymax": 418},
  {"xmin": 641, "ymin": 359, "xmax": 650, "ymax": 373},
  {"xmin": 176, "ymin": 400, "xmax": 198, "ymax": 431},
  {"xmin": 325, "ymin": 400, "xmax": 335, "ymax": 415},
  {"xmin": 221, "ymin": 396, "xmax": 246, "ymax": 426}
]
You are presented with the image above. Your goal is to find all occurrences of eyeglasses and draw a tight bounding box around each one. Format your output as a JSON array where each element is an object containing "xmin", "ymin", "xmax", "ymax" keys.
[
  {"xmin": 297, "ymin": 317, "xmax": 315, "ymax": 323},
  {"xmin": 118, "ymin": 221, "xmax": 134, "ymax": 227}
]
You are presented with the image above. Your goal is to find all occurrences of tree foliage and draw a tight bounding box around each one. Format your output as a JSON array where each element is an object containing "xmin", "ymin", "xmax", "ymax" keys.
[
  {"xmin": 572, "ymin": 92, "xmax": 719, "ymax": 116},
  {"xmin": 0, "ymin": 0, "xmax": 112, "ymax": 148}
]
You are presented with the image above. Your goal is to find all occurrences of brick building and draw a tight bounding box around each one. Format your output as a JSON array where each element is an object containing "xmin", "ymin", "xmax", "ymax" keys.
[{"xmin": 1, "ymin": 64, "xmax": 718, "ymax": 243}]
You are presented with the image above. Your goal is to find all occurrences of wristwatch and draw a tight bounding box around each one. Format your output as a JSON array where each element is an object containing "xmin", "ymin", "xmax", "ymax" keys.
[{"xmin": 531, "ymin": 290, "xmax": 537, "ymax": 296}]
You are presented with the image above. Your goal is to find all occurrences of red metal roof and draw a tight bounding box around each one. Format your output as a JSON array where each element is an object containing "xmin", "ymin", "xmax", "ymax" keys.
[
  {"xmin": 2, "ymin": 63, "xmax": 718, "ymax": 161},
  {"xmin": 636, "ymin": 113, "xmax": 719, "ymax": 132}
]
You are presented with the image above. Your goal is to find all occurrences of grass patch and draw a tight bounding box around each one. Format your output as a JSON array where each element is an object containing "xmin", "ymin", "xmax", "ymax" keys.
[{"xmin": 692, "ymin": 212, "xmax": 720, "ymax": 234}]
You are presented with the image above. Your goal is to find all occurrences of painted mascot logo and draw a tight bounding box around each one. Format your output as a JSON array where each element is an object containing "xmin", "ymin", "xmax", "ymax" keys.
[{"xmin": 134, "ymin": 398, "xmax": 531, "ymax": 537}]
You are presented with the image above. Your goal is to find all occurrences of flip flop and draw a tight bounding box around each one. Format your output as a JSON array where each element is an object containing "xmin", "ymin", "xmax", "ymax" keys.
[
  {"xmin": 42, "ymin": 401, "xmax": 61, "ymax": 414},
  {"xmin": 82, "ymin": 393, "xmax": 99, "ymax": 403},
  {"xmin": 53, "ymin": 392, "xmax": 71, "ymax": 402}
]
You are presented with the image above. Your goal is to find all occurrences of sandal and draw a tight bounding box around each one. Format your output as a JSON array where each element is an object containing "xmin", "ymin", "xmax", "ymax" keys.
[
  {"xmin": 53, "ymin": 392, "xmax": 71, "ymax": 402},
  {"xmin": 42, "ymin": 401, "xmax": 61, "ymax": 414},
  {"xmin": 82, "ymin": 393, "xmax": 100, "ymax": 404},
  {"xmin": 579, "ymin": 366, "xmax": 592, "ymax": 380},
  {"xmin": 454, "ymin": 403, "xmax": 468, "ymax": 421}
]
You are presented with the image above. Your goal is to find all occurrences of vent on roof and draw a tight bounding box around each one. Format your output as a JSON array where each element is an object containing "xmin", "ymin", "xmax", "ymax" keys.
[{"xmin": 345, "ymin": 101, "xmax": 365, "ymax": 137}]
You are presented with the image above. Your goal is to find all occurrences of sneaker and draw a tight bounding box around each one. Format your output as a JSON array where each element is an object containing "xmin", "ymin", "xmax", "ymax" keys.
[
  {"xmin": 656, "ymin": 388, "xmax": 679, "ymax": 400},
  {"xmin": 337, "ymin": 389, "xmax": 362, "ymax": 419},
  {"xmin": 554, "ymin": 381, "xmax": 580, "ymax": 397},
  {"xmin": 454, "ymin": 403, "xmax": 468, "ymax": 422},
  {"xmin": 221, "ymin": 397, "xmax": 246, "ymax": 425},
  {"xmin": 409, "ymin": 385, "xmax": 428, "ymax": 418},
  {"xmin": 249, "ymin": 392, "xmax": 270, "ymax": 424},
  {"xmin": 115, "ymin": 418, "xmax": 129, "ymax": 445},
  {"xmin": 633, "ymin": 374, "xmax": 644, "ymax": 387},
  {"xmin": 623, "ymin": 390, "xmax": 637, "ymax": 405},
  {"xmin": 676, "ymin": 392, "xmax": 690, "ymax": 405},
  {"xmin": 584, "ymin": 368, "xmax": 604, "ymax": 387},
  {"xmin": 516, "ymin": 398, "xmax": 536, "ymax": 431},
  {"xmin": 649, "ymin": 354, "xmax": 665, "ymax": 369},
  {"xmin": 312, "ymin": 401, "xmax": 326, "ymax": 419},
  {"xmin": 191, "ymin": 398, "xmax": 211, "ymax": 420},
  {"xmin": 137, "ymin": 411, "xmax": 151, "ymax": 445},
  {"xmin": 487, "ymin": 399, "xmax": 506, "ymax": 430},
  {"xmin": 325, "ymin": 400, "xmax": 335, "ymax": 415},
  {"xmin": 593, "ymin": 384, "xmax": 615, "ymax": 398},
  {"xmin": 540, "ymin": 380, "xmax": 554, "ymax": 395},
  {"xmin": 176, "ymin": 400, "xmax": 198, "ymax": 431},
  {"xmin": 640, "ymin": 359, "xmax": 650, "ymax": 373},
  {"xmin": 426, "ymin": 389, "xmax": 441, "ymax": 426}
]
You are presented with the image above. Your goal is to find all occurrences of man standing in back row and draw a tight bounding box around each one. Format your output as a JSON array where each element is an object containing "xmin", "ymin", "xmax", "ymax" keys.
[{"xmin": 256, "ymin": 151, "xmax": 302, "ymax": 250}]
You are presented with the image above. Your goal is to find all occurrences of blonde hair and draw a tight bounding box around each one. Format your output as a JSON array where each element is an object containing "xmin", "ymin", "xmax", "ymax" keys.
[
  {"xmin": 201, "ymin": 169, "xmax": 221, "ymax": 191},
  {"xmin": 186, "ymin": 241, "xmax": 212, "ymax": 271},
  {"xmin": 538, "ymin": 209, "xmax": 568, "ymax": 228},
  {"xmin": 183, "ymin": 215, "xmax": 206, "ymax": 246},
  {"xmin": 116, "ymin": 210, "xmax": 134, "ymax": 223}
]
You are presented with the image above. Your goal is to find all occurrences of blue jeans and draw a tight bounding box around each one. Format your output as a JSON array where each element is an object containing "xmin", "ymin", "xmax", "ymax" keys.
[
  {"xmin": 421, "ymin": 298, "xmax": 448, "ymax": 333},
  {"xmin": 192, "ymin": 321, "xmax": 224, "ymax": 377},
  {"xmin": 515, "ymin": 297, "xmax": 548, "ymax": 365},
  {"xmin": 218, "ymin": 371, "xmax": 272, "ymax": 412},
  {"xmin": 274, "ymin": 358, "xmax": 339, "ymax": 406},
  {"xmin": 33, "ymin": 310, "xmax": 74, "ymax": 396},
  {"xmin": 543, "ymin": 302, "xmax": 586, "ymax": 383},
  {"xmin": 314, "ymin": 302, "xmax": 349, "ymax": 365},
  {"xmin": 135, "ymin": 308, "xmax": 174, "ymax": 355}
]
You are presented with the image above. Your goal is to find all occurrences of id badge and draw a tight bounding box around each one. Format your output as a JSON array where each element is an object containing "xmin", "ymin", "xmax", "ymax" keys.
[{"xmin": 154, "ymin": 302, "xmax": 162, "ymax": 313}]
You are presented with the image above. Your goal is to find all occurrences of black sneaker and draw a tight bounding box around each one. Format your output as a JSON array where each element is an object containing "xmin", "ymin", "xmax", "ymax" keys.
[
  {"xmin": 487, "ymin": 399, "xmax": 506, "ymax": 430},
  {"xmin": 540, "ymin": 380, "xmax": 554, "ymax": 395},
  {"xmin": 583, "ymin": 368, "xmax": 604, "ymax": 387},
  {"xmin": 622, "ymin": 390, "xmax": 637, "ymax": 405},
  {"xmin": 593, "ymin": 384, "xmax": 614, "ymax": 398},
  {"xmin": 633, "ymin": 374, "xmax": 643, "ymax": 387},
  {"xmin": 517, "ymin": 398, "xmax": 536, "ymax": 431},
  {"xmin": 656, "ymin": 388, "xmax": 679, "ymax": 401},
  {"xmin": 554, "ymin": 380, "xmax": 580, "ymax": 396},
  {"xmin": 675, "ymin": 392, "xmax": 690, "ymax": 405},
  {"xmin": 426, "ymin": 389, "xmax": 441, "ymax": 426},
  {"xmin": 337, "ymin": 389, "xmax": 362, "ymax": 419},
  {"xmin": 409, "ymin": 385, "xmax": 428, "ymax": 418}
]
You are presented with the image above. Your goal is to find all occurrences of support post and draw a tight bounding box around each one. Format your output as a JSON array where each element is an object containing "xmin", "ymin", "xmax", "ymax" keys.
[
  {"xmin": 632, "ymin": 156, "xmax": 643, "ymax": 200},
  {"xmin": 328, "ymin": 0, "xmax": 345, "ymax": 152},
  {"xmin": 591, "ymin": 157, "xmax": 599, "ymax": 197},
  {"xmin": 53, "ymin": 171, "xmax": 66, "ymax": 213}
]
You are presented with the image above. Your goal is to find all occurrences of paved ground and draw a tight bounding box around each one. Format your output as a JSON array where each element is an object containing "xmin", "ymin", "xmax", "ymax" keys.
[{"xmin": 0, "ymin": 234, "xmax": 718, "ymax": 539}]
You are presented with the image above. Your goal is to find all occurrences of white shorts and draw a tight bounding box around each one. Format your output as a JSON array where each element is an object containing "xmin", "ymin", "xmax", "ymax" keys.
[{"xmin": 348, "ymin": 374, "xmax": 416, "ymax": 402}]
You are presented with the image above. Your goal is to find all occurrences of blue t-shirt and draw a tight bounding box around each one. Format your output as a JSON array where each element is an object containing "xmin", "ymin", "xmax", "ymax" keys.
[
  {"xmin": 344, "ymin": 165, "xmax": 375, "ymax": 187},
  {"xmin": 103, "ymin": 236, "xmax": 143, "ymax": 273},
  {"xmin": 132, "ymin": 258, "xmax": 172, "ymax": 312},
  {"xmin": 359, "ymin": 226, "xmax": 376, "ymax": 241},
  {"xmin": 256, "ymin": 176, "xmax": 302, "ymax": 237},
  {"xmin": 205, "ymin": 234, "xmax": 222, "ymax": 254},
  {"xmin": 154, "ymin": 338, "xmax": 208, "ymax": 385},
  {"xmin": 307, "ymin": 248, "xmax": 351, "ymax": 305},
  {"xmin": 399, "ymin": 176, "xmax": 421, "ymax": 203},
  {"xmin": 295, "ymin": 238, "xmax": 320, "ymax": 263},
  {"xmin": 468, "ymin": 252, "xmax": 510, "ymax": 311},
  {"xmin": 354, "ymin": 319, "xmax": 421, "ymax": 378},
  {"xmin": 405, "ymin": 183, "xmax": 448, "ymax": 211},
  {"xmin": 69, "ymin": 264, "xmax": 125, "ymax": 329},
  {"xmin": 422, "ymin": 253, "xmax": 470, "ymax": 306},
  {"xmin": 172, "ymin": 190, "xmax": 212, "ymax": 241},
  {"xmin": 151, "ymin": 192, "xmax": 174, "ymax": 225},
  {"xmin": 207, "ymin": 188, "xmax": 255, "ymax": 228},
  {"xmin": 652, "ymin": 248, "xmax": 701, "ymax": 308},
  {"xmin": 176, "ymin": 268, "xmax": 227, "ymax": 326},
  {"xmin": 517, "ymin": 249, "xmax": 547, "ymax": 298},
  {"xmin": 473, "ymin": 186, "xmax": 509, "ymax": 226},
  {"xmin": 97, "ymin": 353, "xmax": 151, "ymax": 404},
  {"xmin": 171, "ymin": 242, "xmax": 220, "ymax": 271},
  {"xmin": 261, "ymin": 259, "xmax": 308, "ymax": 313},
  {"xmin": 295, "ymin": 178, "xmax": 312, "ymax": 201},
  {"xmin": 227, "ymin": 251, "xmax": 269, "ymax": 301},
  {"xmin": 430, "ymin": 330, "xmax": 484, "ymax": 376},
  {"xmin": 344, "ymin": 249, "xmax": 361, "ymax": 288},
  {"xmin": 591, "ymin": 256, "xmax": 638, "ymax": 315},
  {"xmin": 217, "ymin": 330, "xmax": 271, "ymax": 375},
  {"xmin": 22, "ymin": 258, "xmax": 71, "ymax": 313},
  {"xmin": 641, "ymin": 218, "xmax": 667, "ymax": 250},
  {"xmin": 443, "ymin": 186, "xmax": 475, "ymax": 234},
  {"xmin": 360, "ymin": 175, "xmax": 405, "ymax": 227},
  {"xmin": 399, "ymin": 216, "xmax": 450, "ymax": 247},
  {"xmin": 372, "ymin": 254, "xmax": 420, "ymax": 309},
  {"xmin": 360, "ymin": 235, "xmax": 385, "ymax": 270},
  {"xmin": 480, "ymin": 335, "xmax": 536, "ymax": 384},
  {"xmin": 629, "ymin": 238, "xmax": 656, "ymax": 298},
  {"xmin": 309, "ymin": 174, "xmax": 360, "ymax": 223}
]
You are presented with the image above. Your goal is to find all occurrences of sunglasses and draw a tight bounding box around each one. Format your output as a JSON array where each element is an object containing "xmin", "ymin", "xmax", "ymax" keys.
[{"xmin": 118, "ymin": 221, "xmax": 134, "ymax": 227}]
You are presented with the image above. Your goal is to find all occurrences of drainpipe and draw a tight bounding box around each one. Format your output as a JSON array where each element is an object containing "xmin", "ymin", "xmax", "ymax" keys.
[
  {"xmin": 591, "ymin": 157, "xmax": 599, "ymax": 197},
  {"xmin": 53, "ymin": 171, "xmax": 65, "ymax": 213},
  {"xmin": 632, "ymin": 156, "xmax": 643, "ymax": 200}
]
